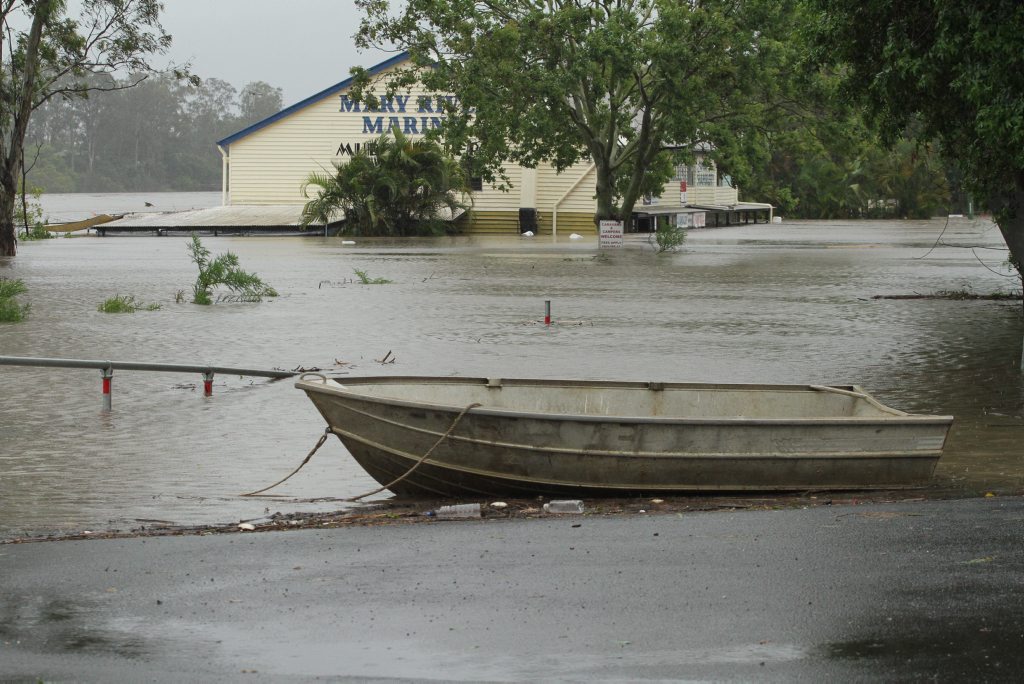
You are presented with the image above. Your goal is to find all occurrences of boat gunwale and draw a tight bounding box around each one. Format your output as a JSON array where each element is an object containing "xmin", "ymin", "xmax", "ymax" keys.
[{"xmin": 296, "ymin": 376, "xmax": 955, "ymax": 427}]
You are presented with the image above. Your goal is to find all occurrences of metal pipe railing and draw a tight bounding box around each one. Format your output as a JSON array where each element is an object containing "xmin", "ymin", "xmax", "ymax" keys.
[{"xmin": 0, "ymin": 355, "xmax": 297, "ymax": 409}]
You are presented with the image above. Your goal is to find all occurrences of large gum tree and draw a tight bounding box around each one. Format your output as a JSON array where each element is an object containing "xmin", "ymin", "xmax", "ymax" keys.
[
  {"xmin": 813, "ymin": 0, "xmax": 1024, "ymax": 286},
  {"xmin": 0, "ymin": 0, "xmax": 191, "ymax": 257},
  {"xmin": 353, "ymin": 0, "xmax": 800, "ymax": 229}
]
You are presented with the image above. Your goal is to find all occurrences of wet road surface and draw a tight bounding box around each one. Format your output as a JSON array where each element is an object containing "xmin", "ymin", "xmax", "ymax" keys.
[{"xmin": 3, "ymin": 495, "xmax": 1023, "ymax": 681}]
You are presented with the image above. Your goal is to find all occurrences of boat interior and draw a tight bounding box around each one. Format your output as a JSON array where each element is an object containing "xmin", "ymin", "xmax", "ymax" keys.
[{"xmin": 320, "ymin": 378, "xmax": 907, "ymax": 419}]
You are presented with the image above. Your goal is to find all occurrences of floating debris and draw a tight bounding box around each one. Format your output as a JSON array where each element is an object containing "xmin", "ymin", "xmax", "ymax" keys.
[
  {"xmin": 543, "ymin": 500, "xmax": 584, "ymax": 514},
  {"xmin": 436, "ymin": 503, "xmax": 481, "ymax": 519}
]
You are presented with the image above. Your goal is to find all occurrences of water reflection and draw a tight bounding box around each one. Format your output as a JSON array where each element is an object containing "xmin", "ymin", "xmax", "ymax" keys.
[{"xmin": 0, "ymin": 217, "xmax": 1020, "ymax": 536}]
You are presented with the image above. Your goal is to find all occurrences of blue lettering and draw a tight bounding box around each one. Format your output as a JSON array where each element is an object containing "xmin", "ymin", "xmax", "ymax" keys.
[
  {"xmin": 403, "ymin": 117, "xmax": 419, "ymax": 134},
  {"xmin": 339, "ymin": 95, "xmax": 361, "ymax": 113},
  {"xmin": 430, "ymin": 117, "xmax": 443, "ymax": 129},
  {"xmin": 417, "ymin": 96, "xmax": 434, "ymax": 113},
  {"xmin": 394, "ymin": 95, "xmax": 410, "ymax": 112},
  {"xmin": 363, "ymin": 116, "xmax": 384, "ymax": 134},
  {"xmin": 380, "ymin": 97, "xmax": 396, "ymax": 113},
  {"xmin": 388, "ymin": 116, "xmax": 402, "ymax": 132}
]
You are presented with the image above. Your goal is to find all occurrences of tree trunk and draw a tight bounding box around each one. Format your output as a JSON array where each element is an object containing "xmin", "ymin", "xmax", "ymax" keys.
[
  {"xmin": 991, "ymin": 175, "xmax": 1024, "ymax": 293},
  {"xmin": 0, "ymin": 1, "xmax": 51, "ymax": 257},
  {"xmin": 0, "ymin": 173, "xmax": 18, "ymax": 256},
  {"xmin": 593, "ymin": 159, "xmax": 617, "ymax": 223}
]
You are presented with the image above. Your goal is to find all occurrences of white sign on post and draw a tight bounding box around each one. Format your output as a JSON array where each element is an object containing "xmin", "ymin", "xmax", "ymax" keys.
[{"xmin": 599, "ymin": 220, "xmax": 624, "ymax": 248}]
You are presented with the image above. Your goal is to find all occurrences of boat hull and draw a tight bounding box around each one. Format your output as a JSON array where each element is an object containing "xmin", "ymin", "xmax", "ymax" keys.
[{"xmin": 298, "ymin": 377, "xmax": 953, "ymax": 496}]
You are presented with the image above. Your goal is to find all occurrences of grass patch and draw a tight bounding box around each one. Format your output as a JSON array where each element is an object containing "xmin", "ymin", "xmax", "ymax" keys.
[
  {"xmin": 0, "ymin": 278, "xmax": 30, "ymax": 322},
  {"xmin": 98, "ymin": 294, "xmax": 161, "ymax": 313},
  {"xmin": 354, "ymin": 268, "xmax": 392, "ymax": 284}
]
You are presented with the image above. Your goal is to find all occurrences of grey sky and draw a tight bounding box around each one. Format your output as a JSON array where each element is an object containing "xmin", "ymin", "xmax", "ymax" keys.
[{"xmin": 159, "ymin": 1, "xmax": 390, "ymax": 106}]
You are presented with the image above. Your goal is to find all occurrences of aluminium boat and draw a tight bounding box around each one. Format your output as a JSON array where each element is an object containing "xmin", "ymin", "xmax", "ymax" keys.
[{"xmin": 296, "ymin": 375, "xmax": 953, "ymax": 497}]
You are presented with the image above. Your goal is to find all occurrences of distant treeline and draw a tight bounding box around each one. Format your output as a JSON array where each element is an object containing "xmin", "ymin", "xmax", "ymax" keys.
[{"xmin": 25, "ymin": 74, "xmax": 283, "ymax": 193}]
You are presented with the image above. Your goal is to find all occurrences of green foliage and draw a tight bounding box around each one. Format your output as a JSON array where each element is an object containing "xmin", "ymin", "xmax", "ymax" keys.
[
  {"xmin": 16, "ymin": 185, "xmax": 52, "ymax": 239},
  {"xmin": 811, "ymin": 0, "xmax": 1024, "ymax": 276},
  {"xmin": 353, "ymin": 0, "xmax": 803, "ymax": 228},
  {"xmin": 301, "ymin": 126, "xmax": 469, "ymax": 236},
  {"xmin": 650, "ymin": 220, "xmax": 686, "ymax": 253},
  {"xmin": 353, "ymin": 269, "xmax": 393, "ymax": 284},
  {"xmin": 98, "ymin": 295, "xmax": 161, "ymax": 313},
  {"xmin": 0, "ymin": 278, "xmax": 30, "ymax": 322},
  {"xmin": 186, "ymin": 234, "xmax": 278, "ymax": 305}
]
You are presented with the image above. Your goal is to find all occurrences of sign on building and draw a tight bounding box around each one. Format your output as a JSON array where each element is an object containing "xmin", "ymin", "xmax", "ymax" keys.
[
  {"xmin": 679, "ymin": 180, "xmax": 688, "ymax": 205},
  {"xmin": 599, "ymin": 220, "xmax": 624, "ymax": 248},
  {"xmin": 675, "ymin": 212, "xmax": 706, "ymax": 229}
]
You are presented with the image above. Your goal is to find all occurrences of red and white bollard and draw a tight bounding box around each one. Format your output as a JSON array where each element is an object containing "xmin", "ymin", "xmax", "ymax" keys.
[
  {"xmin": 544, "ymin": 299, "xmax": 551, "ymax": 326},
  {"xmin": 101, "ymin": 366, "xmax": 113, "ymax": 411},
  {"xmin": 203, "ymin": 371, "xmax": 215, "ymax": 397}
]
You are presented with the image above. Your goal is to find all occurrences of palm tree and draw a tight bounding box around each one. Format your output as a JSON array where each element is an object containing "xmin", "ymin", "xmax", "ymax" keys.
[{"xmin": 301, "ymin": 126, "xmax": 470, "ymax": 236}]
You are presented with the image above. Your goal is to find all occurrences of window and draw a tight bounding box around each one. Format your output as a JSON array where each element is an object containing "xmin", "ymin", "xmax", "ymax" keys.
[
  {"xmin": 673, "ymin": 164, "xmax": 692, "ymax": 184},
  {"xmin": 695, "ymin": 163, "xmax": 716, "ymax": 187}
]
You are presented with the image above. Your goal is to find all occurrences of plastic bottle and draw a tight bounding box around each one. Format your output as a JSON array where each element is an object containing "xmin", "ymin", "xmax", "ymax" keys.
[
  {"xmin": 435, "ymin": 503, "xmax": 481, "ymax": 519},
  {"xmin": 543, "ymin": 500, "xmax": 584, "ymax": 514}
]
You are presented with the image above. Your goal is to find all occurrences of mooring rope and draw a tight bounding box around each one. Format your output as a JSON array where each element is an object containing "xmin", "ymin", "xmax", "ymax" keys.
[
  {"xmin": 241, "ymin": 427, "xmax": 332, "ymax": 497},
  {"xmin": 241, "ymin": 402, "xmax": 482, "ymax": 500},
  {"xmin": 345, "ymin": 402, "xmax": 482, "ymax": 501}
]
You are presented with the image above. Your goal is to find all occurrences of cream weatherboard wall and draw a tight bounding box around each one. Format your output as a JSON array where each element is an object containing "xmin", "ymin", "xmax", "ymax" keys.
[{"xmin": 218, "ymin": 54, "xmax": 600, "ymax": 234}]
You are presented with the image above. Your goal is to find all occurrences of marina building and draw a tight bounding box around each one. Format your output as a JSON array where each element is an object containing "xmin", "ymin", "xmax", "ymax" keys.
[{"xmin": 103, "ymin": 53, "xmax": 770, "ymax": 235}]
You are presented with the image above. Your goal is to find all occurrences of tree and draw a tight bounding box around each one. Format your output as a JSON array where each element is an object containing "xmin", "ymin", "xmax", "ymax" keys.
[
  {"xmin": 354, "ymin": 0, "xmax": 799, "ymax": 230},
  {"xmin": 812, "ymin": 0, "xmax": 1024, "ymax": 283},
  {"xmin": 0, "ymin": 0, "xmax": 194, "ymax": 257},
  {"xmin": 301, "ymin": 126, "xmax": 469, "ymax": 236}
]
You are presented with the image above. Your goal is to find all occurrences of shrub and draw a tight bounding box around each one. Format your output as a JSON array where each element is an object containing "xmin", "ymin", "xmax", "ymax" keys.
[
  {"xmin": 650, "ymin": 220, "xmax": 686, "ymax": 253},
  {"xmin": 0, "ymin": 278, "xmax": 29, "ymax": 322},
  {"xmin": 187, "ymin": 234, "xmax": 278, "ymax": 305}
]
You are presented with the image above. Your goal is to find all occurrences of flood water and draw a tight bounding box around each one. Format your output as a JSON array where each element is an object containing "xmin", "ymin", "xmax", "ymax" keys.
[{"xmin": 1, "ymin": 213, "xmax": 1022, "ymax": 538}]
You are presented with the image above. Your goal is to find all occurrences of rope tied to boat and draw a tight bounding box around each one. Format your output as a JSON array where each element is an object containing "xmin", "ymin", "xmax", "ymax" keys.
[
  {"xmin": 345, "ymin": 401, "xmax": 482, "ymax": 501},
  {"xmin": 241, "ymin": 427, "xmax": 331, "ymax": 497},
  {"xmin": 241, "ymin": 402, "xmax": 482, "ymax": 500}
]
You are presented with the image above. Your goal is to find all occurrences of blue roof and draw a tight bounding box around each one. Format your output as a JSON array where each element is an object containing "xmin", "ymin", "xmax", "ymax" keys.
[{"xmin": 217, "ymin": 51, "xmax": 412, "ymax": 149}]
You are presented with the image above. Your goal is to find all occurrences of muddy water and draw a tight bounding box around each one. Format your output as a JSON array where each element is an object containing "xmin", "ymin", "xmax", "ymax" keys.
[{"xmin": 1, "ymin": 217, "xmax": 1021, "ymax": 537}]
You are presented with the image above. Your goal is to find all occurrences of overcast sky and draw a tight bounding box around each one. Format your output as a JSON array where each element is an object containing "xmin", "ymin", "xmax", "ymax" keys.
[{"xmin": 159, "ymin": 1, "xmax": 391, "ymax": 106}]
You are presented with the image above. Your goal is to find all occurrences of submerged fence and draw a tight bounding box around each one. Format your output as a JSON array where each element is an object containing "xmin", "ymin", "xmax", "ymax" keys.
[{"xmin": 0, "ymin": 355, "xmax": 296, "ymax": 410}]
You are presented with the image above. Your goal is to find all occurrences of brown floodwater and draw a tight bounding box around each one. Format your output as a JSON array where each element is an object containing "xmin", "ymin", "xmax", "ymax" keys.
[{"xmin": 1, "ymin": 217, "xmax": 1021, "ymax": 537}]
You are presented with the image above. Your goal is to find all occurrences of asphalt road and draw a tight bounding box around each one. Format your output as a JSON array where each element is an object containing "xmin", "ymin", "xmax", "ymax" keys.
[{"xmin": 3, "ymin": 496, "xmax": 1023, "ymax": 682}]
